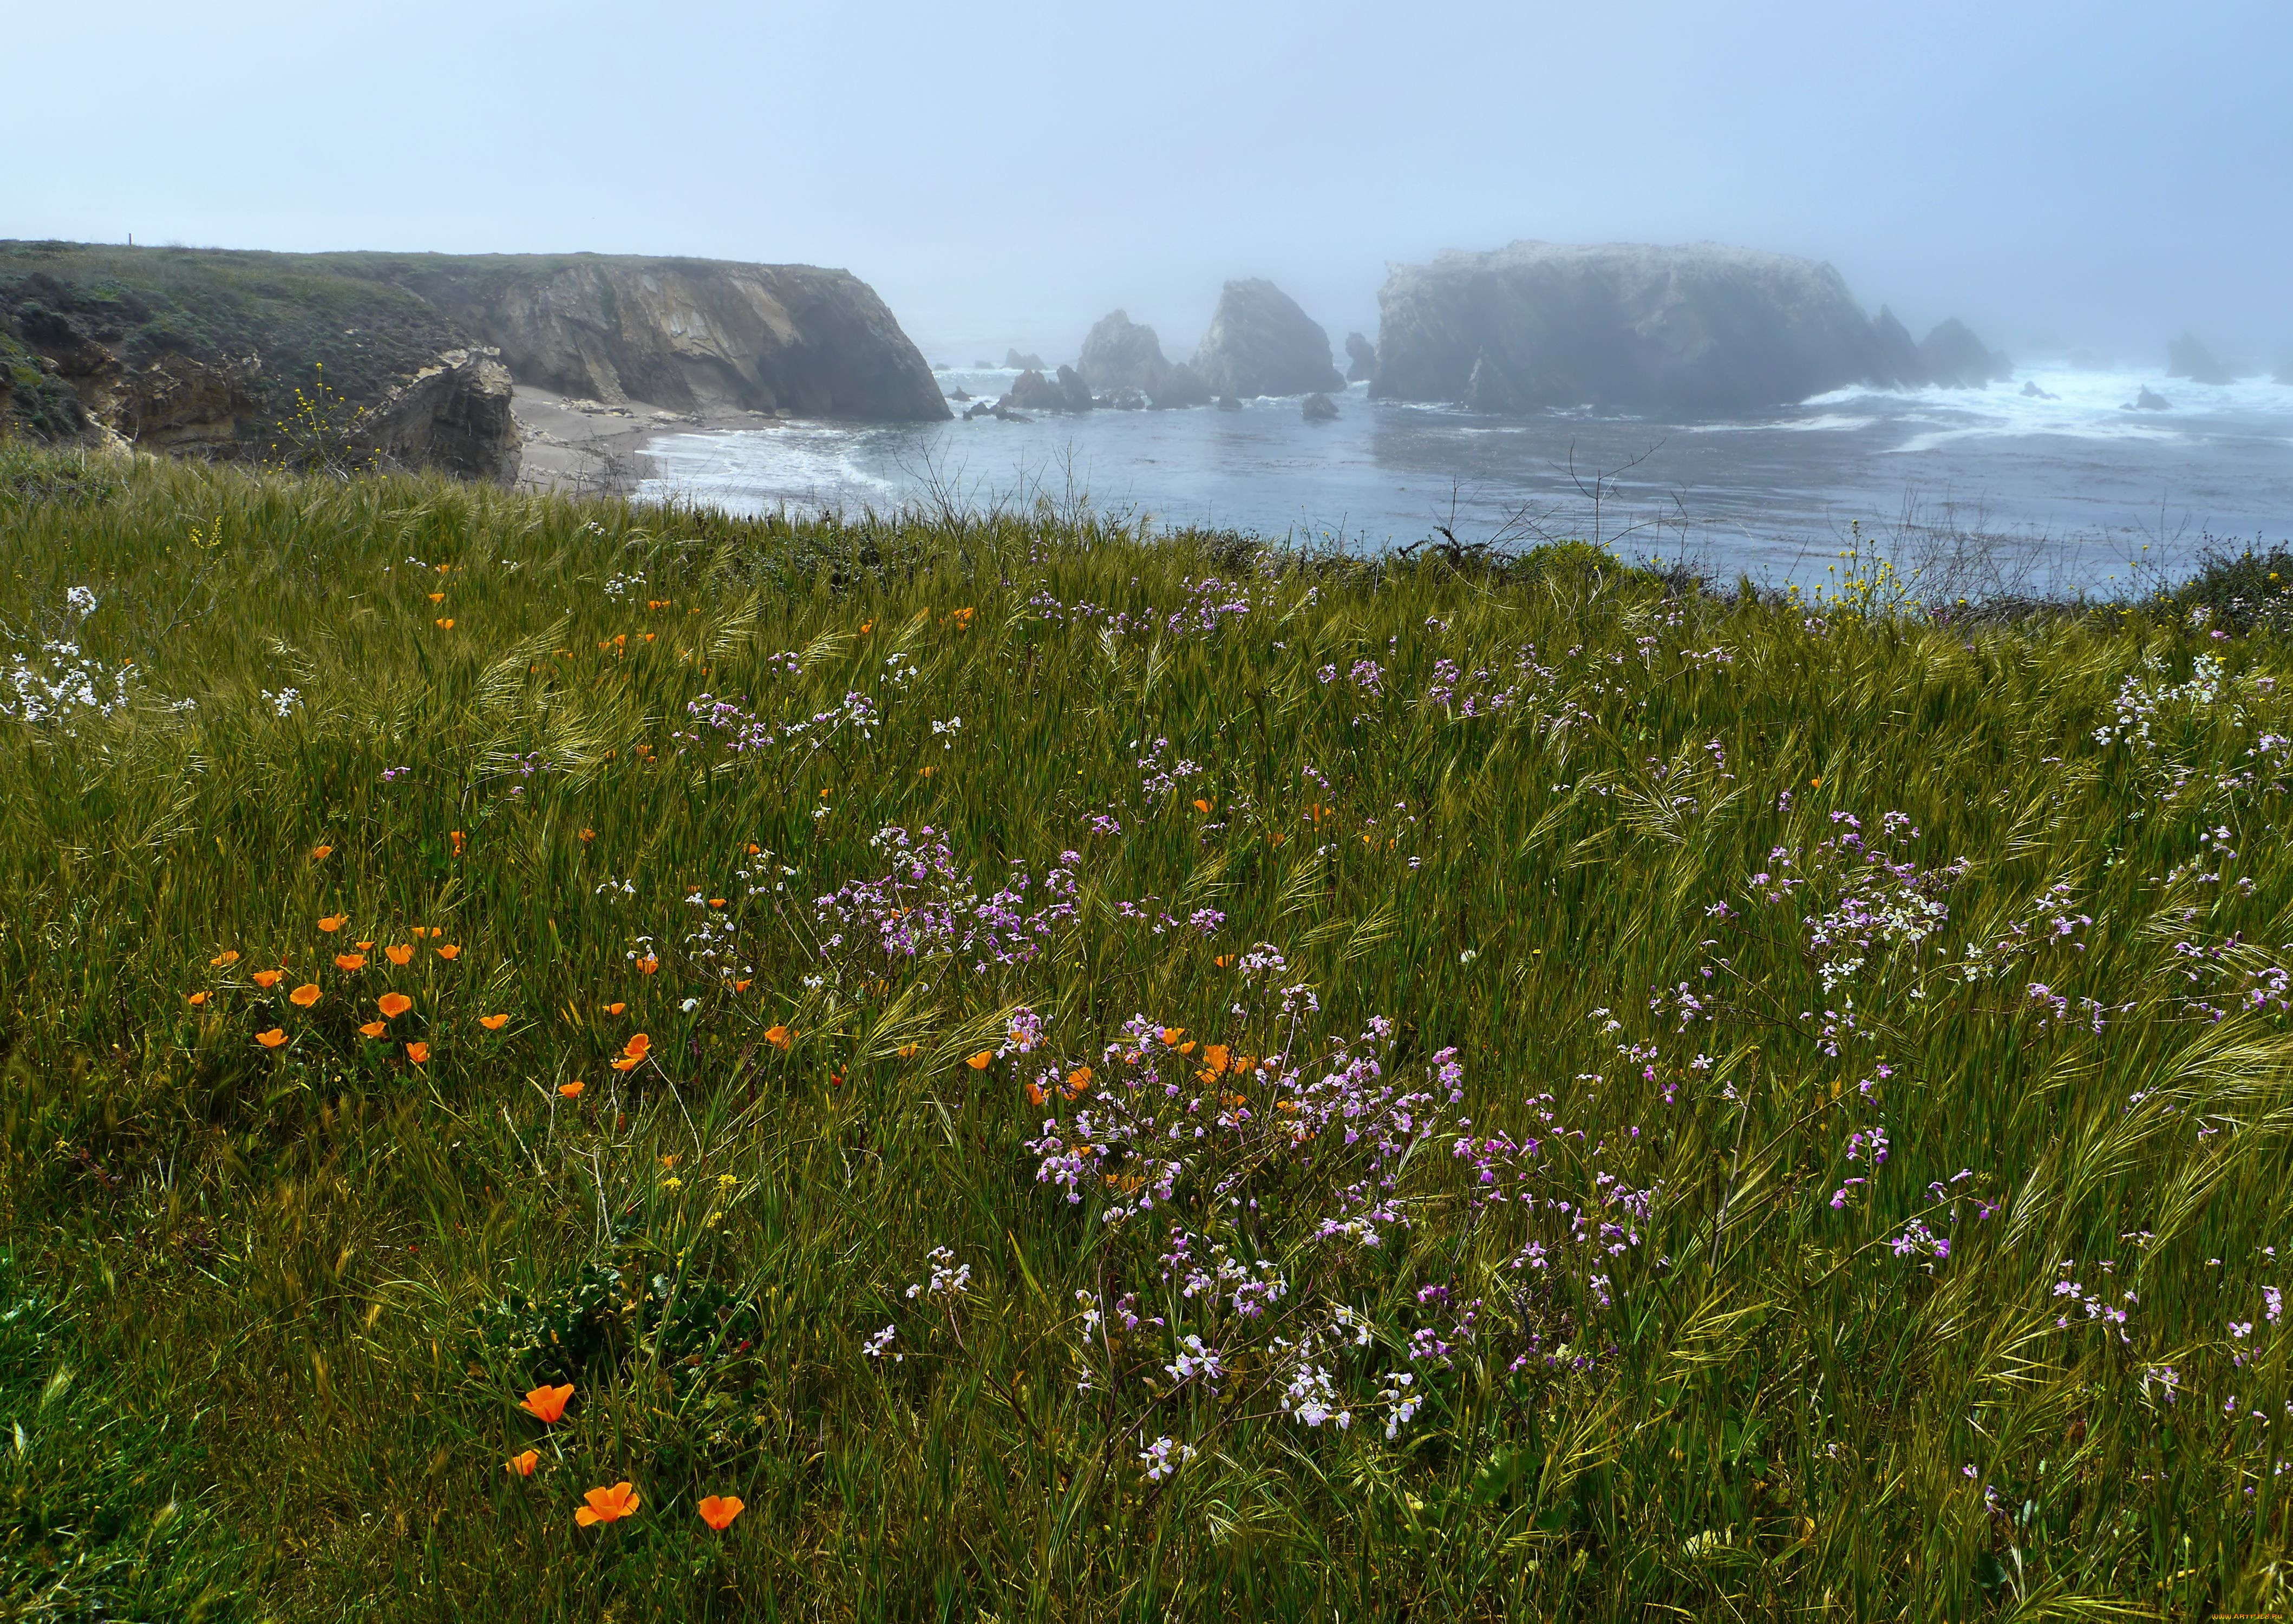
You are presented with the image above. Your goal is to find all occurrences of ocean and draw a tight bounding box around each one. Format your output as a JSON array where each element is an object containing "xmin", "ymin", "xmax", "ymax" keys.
[{"xmin": 635, "ymin": 365, "xmax": 2293, "ymax": 592}]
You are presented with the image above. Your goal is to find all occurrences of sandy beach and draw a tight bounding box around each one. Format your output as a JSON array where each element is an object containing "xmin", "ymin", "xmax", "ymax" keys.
[{"xmin": 510, "ymin": 386, "xmax": 782, "ymax": 496}]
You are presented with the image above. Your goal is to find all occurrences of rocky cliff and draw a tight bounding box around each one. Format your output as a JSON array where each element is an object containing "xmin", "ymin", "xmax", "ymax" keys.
[
  {"xmin": 368, "ymin": 254, "xmax": 948, "ymax": 422},
  {"xmin": 1370, "ymin": 241, "xmax": 2005, "ymax": 414},
  {"xmin": 2, "ymin": 241, "xmax": 948, "ymax": 475},
  {"xmin": 1192, "ymin": 280, "xmax": 1345, "ymax": 397},
  {"xmin": 0, "ymin": 241, "xmax": 502, "ymax": 472}
]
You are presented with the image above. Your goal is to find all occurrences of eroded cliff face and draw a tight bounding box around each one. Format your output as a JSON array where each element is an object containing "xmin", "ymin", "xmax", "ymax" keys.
[
  {"xmin": 2, "ymin": 241, "xmax": 950, "ymax": 476},
  {"xmin": 372, "ymin": 256, "xmax": 950, "ymax": 422},
  {"xmin": 0, "ymin": 244, "xmax": 520, "ymax": 479},
  {"xmin": 1371, "ymin": 241, "xmax": 1991, "ymax": 415}
]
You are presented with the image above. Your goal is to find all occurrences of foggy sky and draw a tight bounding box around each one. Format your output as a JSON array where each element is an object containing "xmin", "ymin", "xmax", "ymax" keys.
[{"xmin": 9, "ymin": 0, "xmax": 2288, "ymax": 370}]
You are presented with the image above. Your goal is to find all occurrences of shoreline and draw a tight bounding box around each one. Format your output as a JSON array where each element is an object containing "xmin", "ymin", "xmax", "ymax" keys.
[{"xmin": 510, "ymin": 386, "xmax": 786, "ymax": 497}]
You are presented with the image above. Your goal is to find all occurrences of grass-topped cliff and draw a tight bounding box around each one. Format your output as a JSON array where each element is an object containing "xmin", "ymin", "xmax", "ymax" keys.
[
  {"xmin": 3, "ymin": 447, "xmax": 2293, "ymax": 1617},
  {"xmin": 0, "ymin": 241, "xmax": 948, "ymax": 473}
]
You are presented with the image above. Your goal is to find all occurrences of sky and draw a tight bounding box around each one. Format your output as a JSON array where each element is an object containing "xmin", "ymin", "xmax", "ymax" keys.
[{"xmin": 8, "ymin": 0, "xmax": 2289, "ymax": 370}]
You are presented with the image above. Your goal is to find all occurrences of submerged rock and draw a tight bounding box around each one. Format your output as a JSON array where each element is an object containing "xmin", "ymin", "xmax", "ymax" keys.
[
  {"xmin": 1301, "ymin": 391, "xmax": 1338, "ymax": 421},
  {"xmin": 1216, "ymin": 393, "xmax": 1243, "ymax": 411},
  {"xmin": 1192, "ymin": 279, "xmax": 1344, "ymax": 397}
]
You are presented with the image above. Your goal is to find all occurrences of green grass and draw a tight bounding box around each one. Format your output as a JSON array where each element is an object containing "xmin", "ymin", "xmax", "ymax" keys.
[{"xmin": 2, "ymin": 444, "xmax": 2292, "ymax": 1618}]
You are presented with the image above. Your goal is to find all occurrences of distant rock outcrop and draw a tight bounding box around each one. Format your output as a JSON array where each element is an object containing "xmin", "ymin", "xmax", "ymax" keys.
[
  {"xmin": 1345, "ymin": 331, "xmax": 1377, "ymax": 383},
  {"xmin": 2167, "ymin": 333, "xmax": 2236, "ymax": 385},
  {"xmin": 1075, "ymin": 311, "xmax": 1212, "ymax": 408},
  {"xmin": 2020, "ymin": 381, "xmax": 2057, "ymax": 400},
  {"xmin": 1004, "ymin": 348, "xmax": 1048, "ymax": 371},
  {"xmin": 1872, "ymin": 306, "xmax": 1926, "ymax": 385},
  {"xmin": 1918, "ymin": 318, "xmax": 2013, "ymax": 388},
  {"xmin": 1371, "ymin": 240, "xmax": 2007, "ymax": 414},
  {"xmin": 2132, "ymin": 387, "xmax": 2171, "ymax": 411},
  {"xmin": 1301, "ymin": 392, "xmax": 1338, "ymax": 421},
  {"xmin": 1192, "ymin": 279, "xmax": 1345, "ymax": 397},
  {"xmin": 1002, "ymin": 366, "xmax": 1095, "ymax": 413},
  {"xmin": 1148, "ymin": 362, "xmax": 1212, "ymax": 409},
  {"xmin": 1078, "ymin": 311, "xmax": 1167, "ymax": 391}
]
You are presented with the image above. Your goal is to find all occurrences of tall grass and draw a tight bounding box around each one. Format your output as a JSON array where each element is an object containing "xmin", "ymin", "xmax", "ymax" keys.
[{"xmin": 2, "ymin": 446, "xmax": 2290, "ymax": 1618}]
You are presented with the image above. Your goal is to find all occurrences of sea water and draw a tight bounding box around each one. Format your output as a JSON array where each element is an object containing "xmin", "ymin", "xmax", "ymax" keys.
[{"xmin": 635, "ymin": 365, "xmax": 2293, "ymax": 590}]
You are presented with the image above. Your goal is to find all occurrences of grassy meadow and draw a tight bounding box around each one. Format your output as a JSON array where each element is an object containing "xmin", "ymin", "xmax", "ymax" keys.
[{"xmin": 4, "ymin": 446, "xmax": 2293, "ymax": 1618}]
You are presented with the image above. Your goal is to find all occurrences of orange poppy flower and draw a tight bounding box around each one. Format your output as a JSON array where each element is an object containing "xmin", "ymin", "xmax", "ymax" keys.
[
  {"xmin": 1193, "ymin": 798, "xmax": 1212, "ymax": 815},
  {"xmin": 355, "ymin": 939, "xmax": 373, "ymax": 951},
  {"xmin": 1213, "ymin": 955, "xmax": 1234, "ymax": 968},
  {"xmin": 210, "ymin": 950, "xmax": 240, "ymax": 966},
  {"xmin": 858, "ymin": 621, "xmax": 873, "ymax": 634},
  {"xmin": 289, "ymin": 983, "xmax": 321, "ymax": 1007},
  {"xmin": 318, "ymin": 915, "xmax": 347, "ymax": 933},
  {"xmin": 436, "ymin": 944, "xmax": 461, "ymax": 960},
  {"xmin": 310, "ymin": 844, "xmax": 332, "ymax": 861},
  {"xmin": 605, "ymin": 1001, "xmax": 626, "ymax": 1016},
  {"xmin": 257, "ymin": 1028, "xmax": 286, "ymax": 1049},
  {"xmin": 708, "ymin": 898, "xmax": 726, "ymax": 908},
  {"xmin": 746, "ymin": 843, "xmax": 761, "ymax": 855},
  {"xmin": 966, "ymin": 1051, "xmax": 994, "ymax": 1070},
  {"xmin": 520, "ymin": 1383, "xmax": 574, "ymax": 1423},
  {"xmin": 623, "ymin": 1033, "xmax": 651, "ymax": 1058},
  {"xmin": 579, "ymin": 828, "xmax": 597, "ymax": 842},
  {"xmin": 732, "ymin": 979, "xmax": 752, "ymax": 992},
  {"xmin": 506, "ymin": 1449, "xmax": 538, "ymax": 1477},
  {"xmin": 385, "ymin": 944, "xmax": 413, "ymax": 966},
  {"xmin": 436, "ymin": 562, "xmax": 450, "ymax": 574},
  {"xmin": 359, "ymin": 1020, "xmax": 387, "ymax": 1038},
  {"xmin": 406, "ymin": 1042, "xmax": 430, "ymax": 1064},
  {"xmin": 897, "ymin": 1042, "xmax": 921, "ymax": 1059},
  {"xmin": 636, "ymin": 957, "xmax": 659, "ymax": 975},
  {"xmin": 428, "ymin": 591, "xmax": 445, "ymax": 603},
  {"xmin": 610, "ymin": 1056, "xmax": 640, "ymax": 1072},
  {"xmin": 480, "ymin": 1013, "xmax": 509, "ymax": 1031},
  {"xmin": 1178, "ymin": 1040, "xmax": 1196, "ymax": 1056},
  {"xmin": 336, "ymin": 953, "xmax": 366, "ymax": 972},
  {"xmin": 410, "ymin": 927, "xmax": 433, "ymax": 939},
  {"xmin": 1064, "ymin": 1066, "xmax": 1094, "ymax": 1098},
  {"xmin": 1025, "ymin": 1081, "xmax": 1047, "ymax": 1106},
  {"xmin": 251, "ymin": 969, "xmax": 283, "ymax": 988},
  {"xmin": 763, "ymin": 1025, "xmax": 792, "ymax": 1051},
  {"xmin": 558, "ymin": 1081, "xmax": 584, "ymax": 1098},
  {"xmin": 1160, "ymin": 1028, "xmax": 1185, "ymax": 1046},
  {"xmin": 1200, "ymin": 1045, "xmax": 1230, "ymax": 1076},
  {"xmin": 575, "ymin": 1482, "xmax": 639, "ymax": 1527},
  {"xmin": 187, "ymin": 991, "xmax": 210, "ymax": 1007},
  {"xmin": 697, "ymin": 1494, "xmax": 743, "ymax": 1530},
  {"xmin": 448, "ymin": 831, "xmax": 465, "ymax": 856},
  {"xmin": 435, "ymin": 618, "xmax": 455, "ymax": 630},
  {"xmin": 378, "ymin": 993, "xmax": 413, "ymax": 1018}
]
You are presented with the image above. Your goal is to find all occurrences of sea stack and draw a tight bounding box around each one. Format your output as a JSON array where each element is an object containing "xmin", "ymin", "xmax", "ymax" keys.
[{"xmin": 1192, "ymin": 279, "xmax": 1345, "ymax": 398}]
